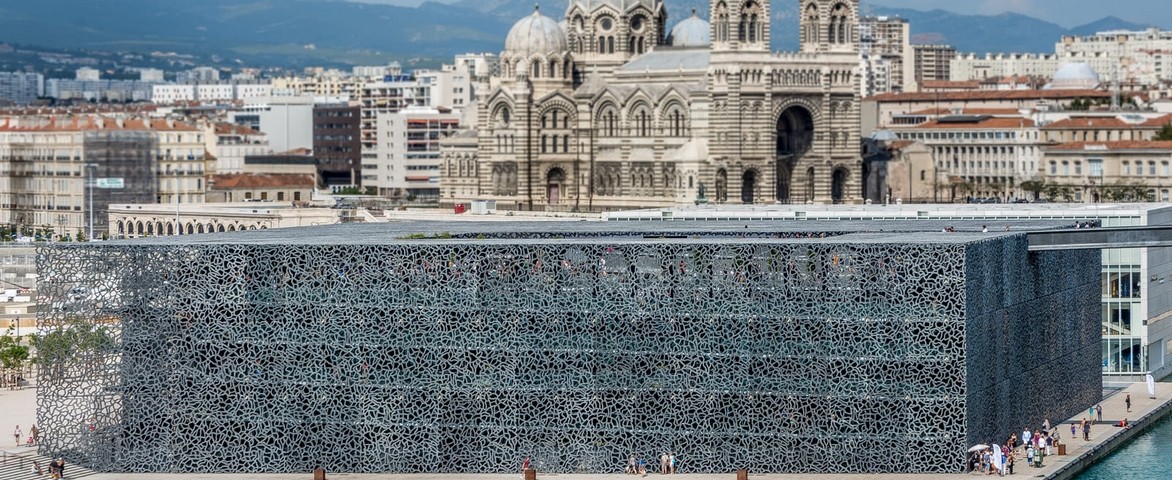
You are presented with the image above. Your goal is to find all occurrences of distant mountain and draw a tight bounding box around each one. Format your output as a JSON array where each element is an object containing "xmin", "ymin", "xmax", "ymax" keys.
[
  {"xmin": 1070, "ymin": 16, "xmax": 1152, "ymax": 36},
  {"xmin": 0, "ymin": 0, "xmax": 1162, "ymax": 69},
  {"xmin": 0, "ymin": 0, "xmax": 513, "ymax": 68}
]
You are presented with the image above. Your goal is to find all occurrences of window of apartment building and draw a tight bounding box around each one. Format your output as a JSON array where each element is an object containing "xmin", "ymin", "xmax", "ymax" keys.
[
  {"xmin": 1062, "ymin": 161, "xmax": 1070, "ymax": 175},
  {"xmin": 1150, "ymin": 162, "xmax": 1157, "ymax": 175},
  {"xmin": 1163, "ymin": 189, "xmax": 1170, "ymax": 202},
  {"xmin": 1163, "ymin": 161, "xmax": 1170, "ymax": 176},
  {"xmin": 1049, "ymin": 161, "xmax": 1057, "ymax": 175},
  {"xmin": 261, "ymin": 192, "xmax": 268, "ymax": 200},
  {"xmin": 1090, "ymin": 159, "xmax": 1103, "ymax": 178},
  {"xmin": 245, "ymin": 192, "xmax": 253, "ymax": 200},
  {"xmin": 1137, "ymin": 163, "xmax": 1144, "ymax": 176},
  {"xmin": 277, "ymin": 192, "xmax": 285, "ymax": 202},
  {"xmin": 1122, "ymin": 162, "xmax": 1130, "ymax": 175},
  {"xmin": 294, "ymin": 192, "xmax": 302, "ymax": 202},
  {"xmin": 1075, "ymin": 162, "xmax": 1082, "ymax": 175}
]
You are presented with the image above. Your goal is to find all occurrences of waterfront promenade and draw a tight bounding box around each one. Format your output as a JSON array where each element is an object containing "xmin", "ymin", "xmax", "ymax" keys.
[{"xmin": 0, "ymin": 381, "xmax": 1166, "ymax": 480}]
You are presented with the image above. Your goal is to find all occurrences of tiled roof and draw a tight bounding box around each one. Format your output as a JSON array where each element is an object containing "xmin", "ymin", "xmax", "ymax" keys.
[
  {"xmin": 1044, "ymin": 141, "xmax": 1172, "ymax": 151},
  {"xmin": 0, "ymin": 116, "xmax": 197, "ymax": 132},
  {"xmin": 210, "ymin": 173, "xmax": 315, "ymax": 189},
  {"xmin": 1043, "ymin": 114, "xmax": 1172, "ymax": 129},
  {"xmin": 907, "ymin": 108, "xmax": 1024, "ymax": 115},
  {"xmin": 870, "ymin": 89, "xmax": 1110, "ymax": 102},
  {"xmin": 919, "ymin": 80, "xmax": 980, "ymax": 89}
]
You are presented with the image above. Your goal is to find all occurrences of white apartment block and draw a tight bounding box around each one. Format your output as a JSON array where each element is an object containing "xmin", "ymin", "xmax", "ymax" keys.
[
  {"xmin": 1058, "ymin": 28, "xmax": 1172, "ymax": 86},
  {"xmin": 950, "ymin": 53, "xmax": 1063, "ymax": 81},
  {"xmin": 235, "ymin": 96, "xmax": 314, "ymax": 153},
  {"xmin": 371, "ymin": 106, "xmax": 460, "ymax": 200},
  {"xmin": 859, "ymin": 16, "xmax": 915, "ymax": 94},
  {"xmin": 152, "ymin": 82, "xmax": 273, "ymax": 105}
]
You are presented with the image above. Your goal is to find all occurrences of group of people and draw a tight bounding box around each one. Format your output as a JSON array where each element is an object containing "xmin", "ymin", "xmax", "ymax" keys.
[
  {"xmin": 31, "ymin": 457, "xmax": 65, "ymax": 478},
  {"xmin": 625, "ymin": 452, "xmax": 677, "ymax": 475},
  {"xmin": 969, "ymin": 419, "xmax": 1062, "ymax": 476},
  {"xmin": 14, "ymin": 424, "xmax": 39, "ymax": 447}
]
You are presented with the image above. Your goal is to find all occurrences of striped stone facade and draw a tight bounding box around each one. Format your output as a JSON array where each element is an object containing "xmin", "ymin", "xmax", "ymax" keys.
[{"xmin": 443, "ymin": 0, "xmax": 863, "ymax": 211}]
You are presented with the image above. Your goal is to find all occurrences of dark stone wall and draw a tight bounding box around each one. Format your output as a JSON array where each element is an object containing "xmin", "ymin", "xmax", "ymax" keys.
[
  {"xmin": 34, "ymin": 237, "xmax": 1092, "ymax": 474},
  {"xmin": 963, "ymin": 236, "xmax": 1102, "ymax": 458}
]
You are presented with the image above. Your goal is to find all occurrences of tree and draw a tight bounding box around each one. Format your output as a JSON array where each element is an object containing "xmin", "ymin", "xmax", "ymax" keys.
[
  {"xmin": 33, "ymin": 315, "xmax": 116, "ymax": 381},
  {"xmin": 1020, "ymin": 180, "xmax": 1045, "ymax": 201},
  {"xmin": 0, "ymin": 326, "xmax": 30, "ymax": 384},
  {"xmin": 76, "ymin": 228, "xmax": 87, "ymax": 243},
  {"xmin": 1155, "ymin": 123, "xmax": 1172, "ymax": 141}
]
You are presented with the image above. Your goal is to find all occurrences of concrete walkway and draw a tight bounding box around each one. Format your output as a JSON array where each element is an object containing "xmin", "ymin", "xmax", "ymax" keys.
[{"xmin": 0, "ymin": 380, "xmax": 1167, "ymax": 480}]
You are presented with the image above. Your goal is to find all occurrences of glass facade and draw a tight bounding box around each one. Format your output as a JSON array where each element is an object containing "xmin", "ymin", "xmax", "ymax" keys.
[{"xmin": 1100, "ymin": 217, "xmax": 1147, "ymax": 375}]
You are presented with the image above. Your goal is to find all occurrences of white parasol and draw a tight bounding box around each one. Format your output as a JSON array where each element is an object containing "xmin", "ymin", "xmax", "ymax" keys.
[{"xmin": 968, "ymin": 444, "xmax": 989, "ymax": 453}]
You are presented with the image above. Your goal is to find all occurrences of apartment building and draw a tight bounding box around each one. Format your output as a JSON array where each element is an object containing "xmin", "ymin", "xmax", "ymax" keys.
[
  {"xmin": 0, "ymin": 72, "xmax": 43, "ymax": 105},
  {"xmin": 859, "ymin": 16, "xmax": 915, "ymax": 95},
  {"xmin": 950, "ymin": 52, "xmax": 1063, "ymax": 82},
  {"xmin": 313, "ymin": 103, "xmax": 361, "ymax": 187},
  {"xmin": 372, "ymin": 106, "xmax": 460, "ymax": 201},
  {"xmin": 1059, "ymin": 28, "xmax": 1172, "ymax": 86},
  {"xmin": 913, "ymin": 44, "xmax": 957, "ymax": 85},
  {"xmin": 205, "ymin": 123, "xmax": 270, "ymax": 174},
  {"xmin": 0, "ymin": 115, "xmax": 206, "ymax": 237},
  {"xmin": 1041, "ymin": 141, "xmax": 1172, "ymax": 203}
]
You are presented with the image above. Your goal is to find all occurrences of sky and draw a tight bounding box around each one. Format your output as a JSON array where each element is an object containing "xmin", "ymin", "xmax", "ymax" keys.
[
  {"xmin": 861, "ymin": 0, "xmax": 1166, "ymax": 29},
  {"xmin": 356, "ymin": 0, "xmax": 1171, "ymax": 30}
]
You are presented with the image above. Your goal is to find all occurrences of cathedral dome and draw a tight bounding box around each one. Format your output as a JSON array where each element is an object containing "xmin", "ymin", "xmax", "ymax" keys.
[
  {"xmin": 668, "ymin": 9, "xmax": 711, "ymax": 47},
  {"xmin": 1049, "ymin": 62, "xmax": 1101, "ymax": 90},
  {"xmin": 505, "ymin": 7, "xmax": 569, "ymax": 57}
]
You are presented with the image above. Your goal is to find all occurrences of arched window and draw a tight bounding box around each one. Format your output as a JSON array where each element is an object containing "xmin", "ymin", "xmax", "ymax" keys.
[
  {"xmin": 632, "ymin": 108, "xmax": 651, "ymax": 137},
  {"xmin": 563, "ymin": 134, "xmax": 570, "ymax": 153},
  {"xmin": 608, "ymin": 36, "xmax": 615, "ymax": 54},
  {"xmin": 715, "ymin": 3, "xmax": 730, "ymax": 43},
  {"xmin": 830, "ymin": 3, "xmax": 849, "ymax": 44},
  {"xmin": 598, "ymin": 36, "xmax": 606, "ymax": 53},
  {"xmin": 531, "ymin": 62, "xmax": 541, "ymax": 78},
  {"xmin": 804, "ymin": 3, "xmax": 819, "ymax": 44}
]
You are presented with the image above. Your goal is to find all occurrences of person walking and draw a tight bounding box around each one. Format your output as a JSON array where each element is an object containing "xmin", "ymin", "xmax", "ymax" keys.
[
  {"xmin": 1083, "ymin": 419, "xmax": 1091, "ymax": 441},
  {"xmin": 12, "ymin": 425, "xmax": 20, "ymax": 447},
  {"xmin": 1021, "ymin": 427, "xmax": 1031, "ymax": 449},
  {"xmin": 29, "ymin": 424, "xmax": 38, "ymax": 446},
  {"xmin": 1126, "ymin": 393, "xmax": 1132, "ymax": 412},
  {"xmin": 668, "ymin": 453, "xmax": 676, "ymax": 474},
  {"xmin": 659, "ymin": 452, "xmax": 668, "ymax": 475},
  {"xmin": 1096, "ymin": 403, "xmax": 1103, "ymax": 423}
]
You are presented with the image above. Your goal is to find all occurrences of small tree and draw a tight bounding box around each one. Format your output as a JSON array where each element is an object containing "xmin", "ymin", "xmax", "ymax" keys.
[
  {"xmin": 0, "ymin": 326, "xmax": 30, "ymax": 384},
  {"xmin": 76, "ymin": 228, "xmax": 87, "ymax": 243},
  {"xmin": 1155, "ymin": 123, "xmax": 1172, "ymax": 141}
]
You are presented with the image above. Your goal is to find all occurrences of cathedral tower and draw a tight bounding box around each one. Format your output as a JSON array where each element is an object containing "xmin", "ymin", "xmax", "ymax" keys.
[
  {"xmin": 800, "ymin": 0, "xmax": 860, "ymax": 54},
  {"xmin": 565, "ymin": 0, "xmax": 667, "ymax": 77},
  {"xmin": 710, "ymin": 0, "xmax": 770, "ymax": 52}
]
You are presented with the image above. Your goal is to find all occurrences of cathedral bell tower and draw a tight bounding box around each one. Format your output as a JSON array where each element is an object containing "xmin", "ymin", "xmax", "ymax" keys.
[
  {"xmin": 709, "ymin": 0, "xmax": 770, "ymax": 52},
  {"xmin": 799, "ymin": 0, "xmax": 860, "ymax": 54}
]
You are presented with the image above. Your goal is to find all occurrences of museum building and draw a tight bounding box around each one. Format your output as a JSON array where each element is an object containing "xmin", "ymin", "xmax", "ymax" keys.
[{"xmin": 37, "ymin": 220, "xmax": 1099, "ymax": 474}]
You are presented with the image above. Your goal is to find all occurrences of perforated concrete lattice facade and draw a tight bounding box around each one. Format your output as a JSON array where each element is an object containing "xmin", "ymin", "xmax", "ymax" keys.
[{"xmin": 35, "ymin": 222, "xmax": 1101, "ymax": 474}]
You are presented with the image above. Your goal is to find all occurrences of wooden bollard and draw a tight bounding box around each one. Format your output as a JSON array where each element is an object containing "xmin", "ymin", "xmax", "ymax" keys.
[
  {"xmin": 313, "ymin": 467, "xmax": 326, "ymax": 480},
  {"xmin": 523, "ymin": 468, "xmax": 537, "ymax": 480},
  {"xmin": 736, "ymin": 468, "xmax": 748, "ymax": 480}
]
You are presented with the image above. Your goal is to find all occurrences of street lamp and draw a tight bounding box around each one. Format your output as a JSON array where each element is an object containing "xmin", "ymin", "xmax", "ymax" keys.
[{"xmin": 84, "ymin": 164, "xmax": 98, "ymax": 242}]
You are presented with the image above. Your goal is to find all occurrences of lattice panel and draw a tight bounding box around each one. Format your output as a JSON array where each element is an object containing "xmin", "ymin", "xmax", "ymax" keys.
[{"xmin": 34, "ymin": 237, "xmax": 1097, "ymax": 474}]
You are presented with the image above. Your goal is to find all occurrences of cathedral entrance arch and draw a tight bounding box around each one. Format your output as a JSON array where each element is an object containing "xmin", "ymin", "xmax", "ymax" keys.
[
  {"xmin": 776, "ymin": 106, "xmax": 815, "ymax": 203},
  {"xmin": 832, "ymin": 167, "xmax": 849, "ymax": 204},
  {"xmin": 741, "ymin": 169, "xmax": 758, "ymax": 204},
  {"xmin": 547, "ymin": 167, "xmax": 566, "ymax": 205}
]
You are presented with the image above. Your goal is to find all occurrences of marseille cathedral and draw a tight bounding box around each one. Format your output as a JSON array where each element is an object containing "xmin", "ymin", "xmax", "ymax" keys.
[{"xmin": 442, "ymin": 0, "xmax": 862, "ymax": 210}]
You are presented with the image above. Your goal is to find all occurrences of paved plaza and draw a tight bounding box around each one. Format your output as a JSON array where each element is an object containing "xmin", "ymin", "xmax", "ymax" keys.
[{"xmin": 0, "ymin": 377, "xmax": 1164, "ymax": 479}]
